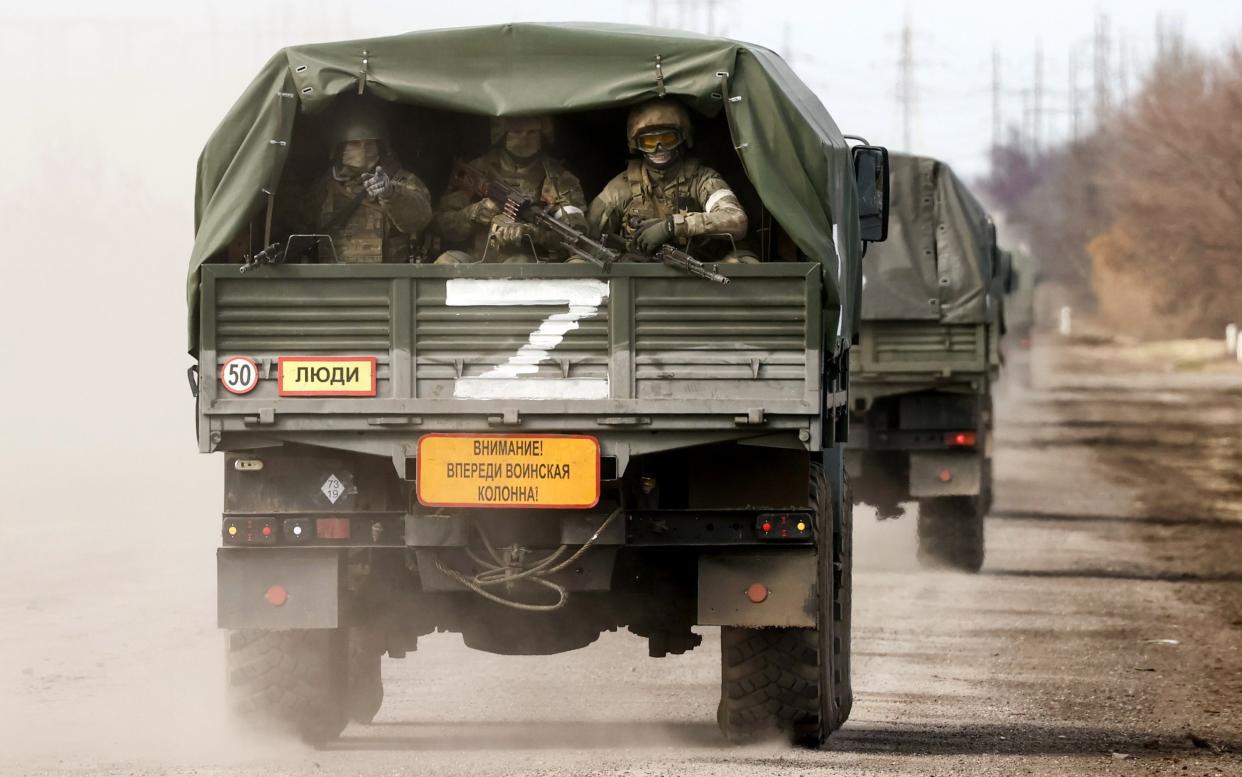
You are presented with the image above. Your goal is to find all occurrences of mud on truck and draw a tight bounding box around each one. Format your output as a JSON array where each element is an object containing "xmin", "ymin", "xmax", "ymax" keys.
[
  {"xmin": 189, "ymin": 24, "xmax": 889, "ymax": 746},
  {"xmin": 845, "ymin": 153, "xmax": 1004, "ymax": 572}
]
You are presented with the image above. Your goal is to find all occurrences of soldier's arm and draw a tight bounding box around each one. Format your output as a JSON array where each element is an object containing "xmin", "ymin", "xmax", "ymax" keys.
[
  {"xmin": 434, "ymin": 188, "xmax": 477, "ymax": 244},
  {"xmin": 586, "ymin": 175, "xmax": 630, "ymax": 239},
  {"xmin": 546, "ymin": 169, "xmax": 588, "ymax": 233},
  {"xmin": 381, "ymin": 170, "xmax": 433, "ymax": 236},
  {"xmin": 681, "ymin": 167, "xmax": 748, "ymax": 241},
  {"xmin": 535, "ymin": 169, "xmax": 590, "ymax": 259}
]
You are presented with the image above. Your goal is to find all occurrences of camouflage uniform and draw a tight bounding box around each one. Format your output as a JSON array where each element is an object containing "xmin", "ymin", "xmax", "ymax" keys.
[
  {"xmin": 302, "ymin": 161, "xmax": 432, "ymax": 263},
  {"xmin": 588, "ymin": 99, "xmax": 752, "ymax": 261},
  {"xmin": 434, "ymin": 117, "xmax": 587, "ymax": 264}
]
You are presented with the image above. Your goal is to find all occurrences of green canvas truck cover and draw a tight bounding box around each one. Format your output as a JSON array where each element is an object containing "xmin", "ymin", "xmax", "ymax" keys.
[
  {"xmin": 187, "ymin": 22, "xmax": 862, "ymax": 351},
  {"xmin": 860, "ymin": 153, "xmax": 995, "ymax": 324}
]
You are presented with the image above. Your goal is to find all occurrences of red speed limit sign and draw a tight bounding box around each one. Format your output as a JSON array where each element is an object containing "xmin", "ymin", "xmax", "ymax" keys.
[{"xmin": 220, "ymin": 356, "xmax": 260, "ymax": 395}]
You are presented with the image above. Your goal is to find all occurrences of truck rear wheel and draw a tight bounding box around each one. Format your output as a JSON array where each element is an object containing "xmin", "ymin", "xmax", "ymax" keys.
[
  {"xmin": 916, "ymin": 495, "xmax": 985, "ymax": 572},
  {"xmin": 346, "ymin": 628, "xmax": 384, "ymax": 724},
  {"xmin": 227, "ymin": 629, "xmax": 348, "ymax": 744},
  {"xmin": 716, "ymin": 462, "xmax": 852, "ymax": 746}
]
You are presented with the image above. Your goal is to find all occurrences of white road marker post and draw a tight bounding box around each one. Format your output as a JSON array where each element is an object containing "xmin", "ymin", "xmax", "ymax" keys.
[
  {"xmin": 1059, "ymin": 306, "xmax": 1073, "ymax": 337},
  {"xmin": 1226, "ymin": 322, "xmax": 1238, "ymax": 358}
]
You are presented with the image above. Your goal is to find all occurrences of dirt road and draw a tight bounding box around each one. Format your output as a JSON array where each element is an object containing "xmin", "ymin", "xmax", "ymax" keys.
[{"xmin": 3, "ymin": 339, "xmax": 1240, "ymax": 776}]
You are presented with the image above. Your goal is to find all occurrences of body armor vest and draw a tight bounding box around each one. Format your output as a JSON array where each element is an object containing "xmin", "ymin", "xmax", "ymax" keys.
[
  {"xmin": 318, "ymin": 180, "xmax": 406, "ymax": 263},
  {"xmin": 620, "ymin": 158, "xmax": 701, "ymax": 238}
]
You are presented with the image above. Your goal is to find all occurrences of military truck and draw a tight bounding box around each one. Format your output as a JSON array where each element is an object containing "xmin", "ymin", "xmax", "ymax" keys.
[
  {"xmin": 845, "ymin": 153, "xmax": 1001, "ymax": 572},
  {"xmin": 189, "ymin": 24, "xmax": 888, "ymax": 746}
]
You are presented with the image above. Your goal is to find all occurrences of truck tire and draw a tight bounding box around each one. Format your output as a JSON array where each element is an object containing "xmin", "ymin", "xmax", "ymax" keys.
[
  {"xmin": 979, "ymin": 456, "xmax": 994, "ymax": 516},
  {"xmin": 717, "ymin": 462, "xmax": 852, "ymax": 746},
  {"xmin": 917, "ymin": 496, "xmax": 985, "ymax": 572},
  {"xmin": 822, "ymin": 470, "xmax": 853, "ymax": 734},
  {"xmin": 227, "ymin": 629, "xmax": 348, "ymax": 744},
  {"xmin": 346, "ymin": 628, "xmax": 384, "ymax": 724}
]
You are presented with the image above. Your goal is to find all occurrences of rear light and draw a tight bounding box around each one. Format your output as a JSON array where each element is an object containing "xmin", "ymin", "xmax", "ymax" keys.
[
  {"xmin": 283, "ymin": 518, "xmax": 313, "ymax": 542},
  {"xmin": 223, "ymin": 517, "xmax": 353, "ymax": 544},
  {"xmin": 755, "ymin": 512, "xmax": 812, "ymax": 540},
  {"xmin": 945, "ymin": 431, "xmax": 977, "ymax": 447},
  {"xmin": 222, "ymin": 517, "xmax": 276, "ymax": 545},
  {"xmin": 316, "ymin": 517, "xmax": 351, "ymax": 540}
]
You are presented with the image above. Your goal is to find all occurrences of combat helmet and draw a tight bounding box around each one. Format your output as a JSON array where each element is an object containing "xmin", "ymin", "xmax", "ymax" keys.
[
  {"xmin": 328, "ymin": 98, "xmax": 390, "ymax": 155},
  {"xmin": 490, "ymin": 115, "xmax": 555, "ymax": 147},
  {"xmin": 626, "ymin": 99, "xmax": 694, "ymax": 152}
]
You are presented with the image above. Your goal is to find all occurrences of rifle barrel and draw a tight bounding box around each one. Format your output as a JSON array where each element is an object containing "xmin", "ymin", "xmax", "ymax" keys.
[{"xmin": 656, "ymin": 245, "xmax": 730, "ymax": 284}]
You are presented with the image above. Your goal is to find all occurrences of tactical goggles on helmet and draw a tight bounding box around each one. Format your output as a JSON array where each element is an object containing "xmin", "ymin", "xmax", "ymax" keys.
[{"xmin": 635, "ymin": 129, "xmax": 683, "ymax": 153}]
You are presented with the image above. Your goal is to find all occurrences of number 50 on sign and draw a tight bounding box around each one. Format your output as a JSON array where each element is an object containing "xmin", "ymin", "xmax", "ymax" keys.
[{"xmin": 220, "ymin": 356, "xmax": 259, "ymax": 395}]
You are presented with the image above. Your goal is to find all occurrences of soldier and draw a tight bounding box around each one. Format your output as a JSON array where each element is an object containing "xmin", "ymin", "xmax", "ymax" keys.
[
  {"xmin": 588, "ymin": 99, "xmax": 754, "ymax": 262},
  {"xmin": 434, "ymin": 115, "xmax": 587, "ymax": 264},
  {"xmin": 299, "ymin": 101, "xmax": 433, "ymax": 263}
]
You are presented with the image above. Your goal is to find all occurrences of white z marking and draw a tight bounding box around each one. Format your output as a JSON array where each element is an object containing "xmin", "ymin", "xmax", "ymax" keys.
[{"xmin": 445, "ymin": 279, "xmax": 610, "ymax": 399}]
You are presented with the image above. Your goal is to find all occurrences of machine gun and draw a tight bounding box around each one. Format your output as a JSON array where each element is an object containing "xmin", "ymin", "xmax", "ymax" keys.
[
  {"xmin": 240, "ymin": 242, "xmax": 285, "ymax": 273},
  {"xmin": 450, "ymin": 161, "xmax": 619, "ymax": 268}
]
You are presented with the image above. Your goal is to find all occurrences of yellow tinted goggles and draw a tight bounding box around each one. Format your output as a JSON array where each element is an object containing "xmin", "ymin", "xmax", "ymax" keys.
[{"xmin": 635, "ymin": 129, "xmax": 682, "ymax": 153}]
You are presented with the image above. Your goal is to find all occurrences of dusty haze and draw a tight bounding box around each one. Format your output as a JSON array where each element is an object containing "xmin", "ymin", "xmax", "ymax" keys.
[{"xmin": 4, "ymin": 6, "xmax": 1241, "ymax": 777}]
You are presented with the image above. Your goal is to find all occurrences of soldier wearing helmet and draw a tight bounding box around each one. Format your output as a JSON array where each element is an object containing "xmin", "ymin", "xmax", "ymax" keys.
[
  {"xmin": 588, "ymin": 99, "xmax": 753, "ymax": 261},
  {"xmin": 297, "ymin": 99, "xmax": 433, "ymax": 262},
  {"xmin": 434, "ymin": 115, "xmax": 587, "ymax": 264}
]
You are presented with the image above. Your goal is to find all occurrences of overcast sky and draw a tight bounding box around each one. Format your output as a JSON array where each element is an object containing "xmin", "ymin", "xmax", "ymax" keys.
[{"xmin": 7, "ymin": 0, "xmax": 1242, "ymax": 178}]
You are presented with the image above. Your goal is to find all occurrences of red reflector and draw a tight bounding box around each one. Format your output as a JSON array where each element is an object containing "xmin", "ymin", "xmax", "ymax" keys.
[
  {"xmin": 265, "ymin": 585, "xmax": 288, "ymax": 606},
  {"xmin": 938, "ymin": 468, "xmax": 953, "ymax": 483},
  {"xmin": 746, "ymin": 583, "xmax": 769, "ymax": 604},
  {"xmin": 760, "ymin": 521, "xmax": 772, "ymax": 533},
  {"xmin": 261, "ymin": 525, "xmax": 273, "ymax": 537},
  {"xmin": 316, "ymin": 518, "xmax": 351, "ymax": 540},
  {"xmin": 946, "ymin": 431, "xmax": 977, "ymax": 447}
]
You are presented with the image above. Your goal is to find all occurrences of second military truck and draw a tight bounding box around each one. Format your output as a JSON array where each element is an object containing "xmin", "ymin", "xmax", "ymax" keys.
[
  {"xmin": 846, "ymin": 153, "xmax": 1002, "ymax": 572},
  {"xmin": 189, "ymin": 24, "xmax": 889, "ymax": 746}
]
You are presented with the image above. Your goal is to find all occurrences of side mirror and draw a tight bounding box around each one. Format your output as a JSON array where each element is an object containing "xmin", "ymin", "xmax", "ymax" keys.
[
  {"xmin": 852, "ymin": 145, "xmax": 890, "ymax": 243},
  {"xmin": 988, "ymin": 223, "xmax": 1001, "ymax": 279},
  {"xmin": 1000, "ymin": 249, "xmax": 1016, "ymax": 293}
]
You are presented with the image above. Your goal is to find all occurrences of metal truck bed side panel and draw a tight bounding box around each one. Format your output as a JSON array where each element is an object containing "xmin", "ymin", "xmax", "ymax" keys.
[
  {"xmin": 851, "ymin": 320, "xmax": 989, "ymax": 377},
  {"xmin": 198, "ymin": 263, "xmax": 828, "ymax": 453}
]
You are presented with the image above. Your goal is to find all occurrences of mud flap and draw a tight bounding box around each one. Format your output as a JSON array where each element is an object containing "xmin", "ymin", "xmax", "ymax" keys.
[
  {"xmin": 217, "ymin": 548, "xmax": 340, "ymax": 630},
  {"xmin": 909, "ymin": 452, "xmax": 982, "ymax": 497},
  {"xmin": 697, "ymin": 550, "xmax": 817, "ymax": 628}
]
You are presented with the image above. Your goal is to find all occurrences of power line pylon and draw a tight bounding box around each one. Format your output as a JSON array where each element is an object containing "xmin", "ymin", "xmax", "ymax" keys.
[
  {"xmin": 1093, "ymin": 12, "xmax": 1111, "ymax": 122},
  {"xmin": 991, "ymin": 45, "xmax": 1002, "ymax": 153},
  {"xmin": 1032, "ymin": 39, "xmax": 1044, "ymax": 153},
  {"xmin": 895, "ymin": 12, "xmax": 919, "ymax": 151}
]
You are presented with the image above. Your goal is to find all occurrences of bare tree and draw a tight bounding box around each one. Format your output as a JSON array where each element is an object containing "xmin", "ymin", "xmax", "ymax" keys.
[{"xmin": 982, "ymin": 29, "xmax": 1242, "ymax": 337}]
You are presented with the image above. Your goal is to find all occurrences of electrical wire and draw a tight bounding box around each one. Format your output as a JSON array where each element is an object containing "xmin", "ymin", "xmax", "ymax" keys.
[{"xmin": 433, "ymin": 507, "xmax": 623, "ymax": 612}]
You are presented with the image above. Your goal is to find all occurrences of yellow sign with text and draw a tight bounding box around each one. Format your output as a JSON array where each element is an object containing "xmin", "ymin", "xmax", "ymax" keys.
[
  {"xmin": 417, "ymin": 434, "xmax": 600, "ymax": 509},
  {"xmin": 278, "ymin": 357, "xmax": 377, "ymax": 397}
]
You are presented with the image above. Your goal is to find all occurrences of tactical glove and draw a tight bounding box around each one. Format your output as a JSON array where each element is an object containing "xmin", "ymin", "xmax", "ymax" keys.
[
  {"xmin": 635, "ymin": 217, "xmax": 673, "ymax": 255},
  {"xmin": 469, "ymin": 198, "xmax": 502, "ymax": 224},
  {"xmin": 492, "ymin": 221, "xmax": 533, "ymax": 247},
  {"xmin": 363, "ymin": 166, "xmax": 395, "ymax": 200}
]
